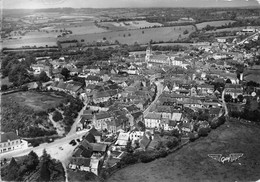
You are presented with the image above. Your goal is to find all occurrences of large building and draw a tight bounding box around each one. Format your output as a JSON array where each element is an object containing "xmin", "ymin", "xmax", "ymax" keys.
[
  {"xmin": 145, "ymin": 44, "xmax": 188, "ymax": 68},
  {"xmin": 0, "ymin": 132, "xmax": 28, "ymax": 153}
]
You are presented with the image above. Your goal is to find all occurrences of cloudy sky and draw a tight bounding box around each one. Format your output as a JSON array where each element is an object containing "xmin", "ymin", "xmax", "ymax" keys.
[{"xmin": 3, "ymin": 0, "xmax": 260, "ymax": 9}]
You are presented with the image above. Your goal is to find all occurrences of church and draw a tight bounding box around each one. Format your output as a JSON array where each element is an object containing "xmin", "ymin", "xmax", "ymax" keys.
[
  {"xmin": 145, "ymin": 44, "xmax": 187, "ymax": 68},
  {"xmin": 145, "ymin": 44, "xmax": 171, "ymax": 67}
]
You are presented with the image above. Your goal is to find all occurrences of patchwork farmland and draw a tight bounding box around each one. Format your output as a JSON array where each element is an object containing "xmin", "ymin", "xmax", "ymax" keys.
[
  {"xmin": 58, "ymin": 25, "xmax": 195, "ymax": 45},
  {"xmin": 196, "ymin": 20, "xmax": 236, "ymax": 30}
]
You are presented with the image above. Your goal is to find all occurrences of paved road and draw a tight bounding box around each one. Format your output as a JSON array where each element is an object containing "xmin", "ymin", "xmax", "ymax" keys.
[
  {"xmin": 143, "ymin": 81, "xmax": 164, "ymax": 117},
  {"xmin": 238, "ymin": 31, "xmax": 260, "ymax": 45},
  {"xmin": 0, "ymin": 104, "xmax": 88, "ymax": 182},
  {"xmin": 221, "ymin": 89, "xmax": 229, "ymax": 116}
]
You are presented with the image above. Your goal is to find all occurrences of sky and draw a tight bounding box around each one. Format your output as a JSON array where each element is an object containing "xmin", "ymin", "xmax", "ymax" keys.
[{"xmin": 3, "ymin": 0, "xmax": 260, "ymax": 9}]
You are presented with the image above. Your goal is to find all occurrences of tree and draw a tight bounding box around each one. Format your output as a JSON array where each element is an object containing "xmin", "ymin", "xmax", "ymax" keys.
[
  {"xmin": 26, "ymin": 151, "xmax": 39, "ymax": 170},
  {"xmin": 225, "ymin": 78, "xmax": 232, "ymax": 84},
  {"xmin": 170, "ymin": 129, "xmax": 180, "ymax": 138},
  {"xmin": 115, "ymin": 40, "xmax": 120, "ymax": 45},
  {"xmin": 137, "ymin": 121, "xmax": 145, "ymax": 131},
  {"xmin": 1, "ymin": 84, "xmax": 8, "ymax": 91},
  {"xmin": 8, "ymin": 64, "xmax": 30, "ymax": 85},
  {"xmin": 39, "ymin": 149, "xmax": 51, "ymax": 181},
  {"xmin": 38, "ymin": 71, "xmax": 50, "ymax": 82},
  {"xmin": 198, "ymin": 127, "xmax": 210, "ymax": 137},
  {"xmin": 155, "ymin": 141, "xmax": 165, "ymax": 150},
  {"xmin": 166, "ymin": 138, "xmax": 179, "ymax": 149},
  {"xmin": 61, "ymin": 68, "xmax": 70, "ymax": 80},
  {"xmin": 183, "ymin": 29, "xmax": 189, "ymax": 35},
  {"xmin": 5, "ymin": 158, "xmax": 19, "ymax": 181},
  {"xmin": 52, "ymin": 111, "xmax": 63, "ymax": 122},
  {"xmin": 125, "ymin": 139, "xmax": 133, "ymax": 153},
  {"xmin": 237, "ymin": 94, "xmax": 244, "ymax": 102},
  {"xmin": 224, "ymin": 94, "xmax": 232, "ymax": 102}
]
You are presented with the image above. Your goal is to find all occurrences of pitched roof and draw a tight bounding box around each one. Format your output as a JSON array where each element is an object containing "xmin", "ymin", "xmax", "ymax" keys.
[
  {"xmin": 83, "ymin": 132, "xmax": 96, "ymax": 143},
  {"xmin": 81, "ymin": 114, "xmax": 93, "ymax": 121},
  {"xmin": 115, "ymin": 132, "xmax": 129, "ymax": 146},
  {"xmin": 145, "ymin": 112, "xmax": 161, "ymax": 119},
  {"xmin": 126, "ymin": 104, "xmax": 140, "ymax": 113},
  {"xmin": 140, "ymin": 134, "xmax": 150, "ymax": 150},
  {"xmin": 131, "ymin": 111, "xmax": 143, "ymax": 119},
  {"xmin": 86, "ymin": 75, "xmax": 102, "ymax": 81},
  {"xmin": 89, "ymin": 127, "xmax": 102, "ymax": 136},
  {"xmin": 91, "ymin": 143, "xmax": 107, "ymax": 152},
  {"xmin": 70, "ymin": 157, "xmax": 91, "ymax": 166},
  {"xmin": 95, "ymin": 91, "xmax": 110, "ymax": 98},
  {"xmin": 0, "ymin": 132, "xmax": 20, "ymax": 143},
  {"xmin": 96, "ymin": 112, "xmax": 112, "ymax": 120},
  {"xmin": 171, "ymin": 113, "xmax": 183, "ymax": 121}
]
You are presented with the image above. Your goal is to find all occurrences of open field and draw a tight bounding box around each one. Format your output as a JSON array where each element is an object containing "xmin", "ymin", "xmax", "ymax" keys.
[
  {"xmin": 99, "ymin": 21, "xmax": 162, "ymax": 31},
  {"xmin": 108, "ymin": 121, "xmax": 260, "ymax": 182},
  {"xmin": 2, "ymin": 37, "xmax": 57, "ymax": 49},
  {"xmin": 46, "ymin": 21, "xmax": 108, "ymax": 34},
  {"xmin": 196, "ymin": 20, "xmax": 236, "ymax": 30},
  {"xmin": 59, "ymin": 25, "xmax": 195, "ymax": 45},
  {"xmin": 206, "ymin": 26, "xmax": 260, "ymax": 33},
  {"xmin": 2, "ymin": 21, "xmax": 107, "ymax": 48},
  {"xmin": 3, "ymin": 91, "xmax": 65, "ymax": 111}
]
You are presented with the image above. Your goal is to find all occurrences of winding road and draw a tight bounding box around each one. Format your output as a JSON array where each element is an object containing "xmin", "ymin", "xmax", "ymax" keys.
[{"xmin": 0, "ymin": 104, "xmax": 89, "ymax": 182}]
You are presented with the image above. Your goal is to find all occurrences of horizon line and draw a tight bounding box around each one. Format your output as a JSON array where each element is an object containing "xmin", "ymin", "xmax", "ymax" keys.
[{"xmin": 3, "ymin": 6, "xmax": 260, "ymax": 10}]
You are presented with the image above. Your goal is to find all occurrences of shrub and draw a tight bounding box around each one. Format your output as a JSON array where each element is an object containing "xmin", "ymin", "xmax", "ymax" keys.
[
  {"xmin": 121, "ymin": 153, "xmax": 138, "ymax": 165},
  {"xmin": 52, "ymin": 111, "xmax": 63, "ymax": 122},
  {"xmin": 166, "ymin": 138, "xmax": 179, "ymax": 149},
  {"xmin": 189, "ymin": 132, "xmax": 199, "ymax": 142},
  {"xmin": 198, "ymin": 127, "xmax": 211, "ymax": 137},
  {"xmin": 155, "ymin": 141, "xmax": 165, "ymax": 150},
  {"xmin": 210, "ymin": 115, "xmax": 226, "ymax": 129},
  {"xmin": 1, "ymin": 84, "xmax": 8, "ymax": 91},
  {"xmin": 47, "ymin": 108, "xmax": 56, "ymax": 113},
  {"xmin": 158, "ymin": 149, "xmax": 168, "ymax": 158},
  {"xmin": 140, "ymin": 153, "xmax": 155, "ymax": 163},
  {"xmin": 170, "ymin": 129, "xmax": 180, "ymax": 138}
]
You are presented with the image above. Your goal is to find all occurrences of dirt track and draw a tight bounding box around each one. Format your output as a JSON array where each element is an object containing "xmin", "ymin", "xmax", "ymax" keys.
[{"xmin": 108, "ymin": 121, "xmax": 260, "ymax": 182}]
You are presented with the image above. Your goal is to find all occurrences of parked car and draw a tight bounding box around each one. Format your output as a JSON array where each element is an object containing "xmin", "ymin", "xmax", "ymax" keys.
[{"xmin": 69, "ymin": 139, "xmax": 77, "ymax": 146}]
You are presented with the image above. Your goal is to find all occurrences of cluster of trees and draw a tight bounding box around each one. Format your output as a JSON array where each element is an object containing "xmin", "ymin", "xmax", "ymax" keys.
[
  {"xmin": 1, "ymin": 54, "xmax": 36, "ymax": 86},
  {"xmin": 1, "ymin": 98, "xmax": 57, "ymax": 138},
  {"xmin": 189, "ymin": 115, "xmax": 226, "ymax": 142},
  {"xmin": 57, "ymin": 95, "xmax": 84, "ymax": 132},
  {"xmin": 1, "ymin": 150, "xmax": 65, "ymax": 181},
  {"xmin": 1, "ymin": 151, "xmax": 39, "ymax": 181},
  {"xmin": 243, "ymin": 37, "xmax": 260, "ymax": 51},
  {"xmin": 52, "ymin": 111, "xmax": 63, "ymax": 122},
  {"xmin": 224, "ymin": 94, "xmax": 244, "ymax": 103},
  {"xmin": 230, "ymin": 98, "xmax": 260, "ymax": 123}
]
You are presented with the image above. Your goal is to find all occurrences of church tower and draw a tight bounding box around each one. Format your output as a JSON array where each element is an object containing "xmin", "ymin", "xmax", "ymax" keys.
[{"xmin": 145, "ymin": 42, "xmax": 152, "ymax": 63}]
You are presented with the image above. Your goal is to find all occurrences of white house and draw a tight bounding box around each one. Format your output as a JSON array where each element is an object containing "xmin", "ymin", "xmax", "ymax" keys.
[
  {"xmin": 129, "ymin": 131, "xmax": 144, "ymax": 142},
  {"xmin": 144, "ymin": 112, "xmax": 161, "ymax": 129},
  {"xmin": 0, "ymin": 132, "xmax": 28, "ymax": 153}
]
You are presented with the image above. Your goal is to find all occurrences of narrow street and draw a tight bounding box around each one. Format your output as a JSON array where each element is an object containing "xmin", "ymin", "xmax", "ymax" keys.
[
  {"xmin": 221, "ymin": 88, "xmax": 229, "ymax": 116},
  {"xmin": 143, "ymin": 80, "xmax": 164, "ymax": 117}
]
